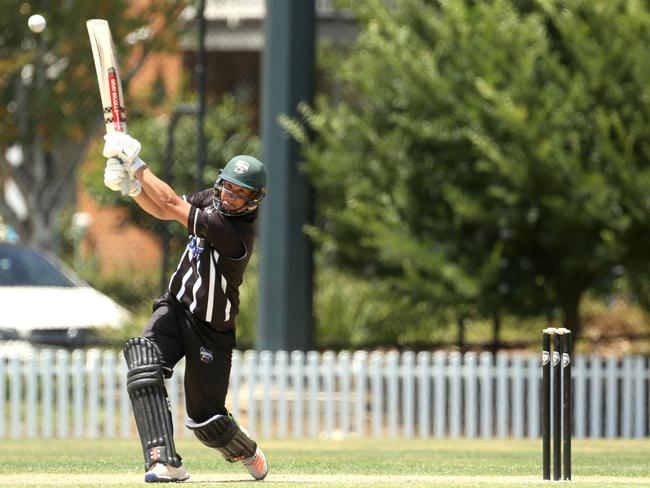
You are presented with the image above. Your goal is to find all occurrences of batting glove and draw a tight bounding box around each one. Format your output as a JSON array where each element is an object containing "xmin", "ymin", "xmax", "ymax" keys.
[
  {"xmin": 104, "ymin": 158, "xmax": 141, "ymax": 197},
  {"xmin": 104, "ymin": 157, "xmax": 126, "ymax": 192},
  {"xmin": 102, "ymin": 132, "xmax": 146, "ymax": 177}
]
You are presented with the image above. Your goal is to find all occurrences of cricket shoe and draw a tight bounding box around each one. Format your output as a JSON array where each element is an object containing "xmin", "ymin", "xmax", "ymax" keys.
[
  {"xmin": 144, "ymin": 462, "xmax": 189, "ymax": 483},
  {"xmin": 242, "ymin": 447, "xmax": 268, "ymax": 480}
]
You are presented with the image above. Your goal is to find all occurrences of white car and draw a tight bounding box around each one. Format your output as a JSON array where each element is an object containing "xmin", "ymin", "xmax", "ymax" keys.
[{"xmin": 0, "ymin": 241, "xmax": 129, "ymax": 347}]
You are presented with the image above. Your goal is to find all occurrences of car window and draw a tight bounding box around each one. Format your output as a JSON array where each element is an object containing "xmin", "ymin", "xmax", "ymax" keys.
[{"xmin": 0, "ymin": 243, "xmax": 76, "ymax": 287}]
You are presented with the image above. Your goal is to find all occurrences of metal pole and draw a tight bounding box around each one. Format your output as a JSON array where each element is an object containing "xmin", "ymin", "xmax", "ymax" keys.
[
  {"xmin": 259, "ymin": 0, "xmax": 315, "ymax": 351},
  {"xmin": 195, "ymin": 0, "xmax": 207, "ymax": 191}
]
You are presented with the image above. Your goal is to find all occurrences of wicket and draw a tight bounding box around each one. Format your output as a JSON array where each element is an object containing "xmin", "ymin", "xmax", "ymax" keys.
[{"xmin": 542, "ymin": 327, "xmax": 572, "ymax": 481}]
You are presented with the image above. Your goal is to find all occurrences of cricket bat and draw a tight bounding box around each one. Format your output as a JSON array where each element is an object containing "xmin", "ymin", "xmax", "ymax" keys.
[{"xmin": 86, "ymin": 19, "xmax": 127, "ymax": 134}]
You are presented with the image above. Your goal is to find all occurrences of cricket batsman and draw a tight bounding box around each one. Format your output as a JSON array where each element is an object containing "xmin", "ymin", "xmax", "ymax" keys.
[{"xmin": 101, "ymin": 132, "xmax": 269, "ymax": 482}]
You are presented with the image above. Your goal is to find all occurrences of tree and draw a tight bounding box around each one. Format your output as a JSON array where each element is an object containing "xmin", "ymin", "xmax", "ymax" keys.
[
  {"xmin": 289, "ymin": 0, "xmax": 650, "ymax": 341},
  {"xmin": 0, "ymin": 0, "xmax": 187, "ymax": 252}
]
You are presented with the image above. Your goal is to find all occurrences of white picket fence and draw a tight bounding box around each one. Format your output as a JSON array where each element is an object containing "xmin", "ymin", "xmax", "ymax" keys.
[{"xmin": 0, "ymin": 348, "xmax": 648, "ymax": 440}]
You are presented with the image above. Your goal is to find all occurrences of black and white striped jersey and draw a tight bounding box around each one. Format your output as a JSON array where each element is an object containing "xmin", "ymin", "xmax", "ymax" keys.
[{"xmin": 168, "ymin": 189, "xmax": 257, "ymax": 331}]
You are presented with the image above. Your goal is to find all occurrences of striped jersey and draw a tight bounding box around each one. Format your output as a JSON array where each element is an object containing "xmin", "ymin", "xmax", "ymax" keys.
[{"xmin": 168, "ymin": 189, "xmax": 257, "ymax": 331}]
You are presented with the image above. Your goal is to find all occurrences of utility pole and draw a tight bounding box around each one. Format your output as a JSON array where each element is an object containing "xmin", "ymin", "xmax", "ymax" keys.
[{"xmin": 259, "ymin": 1, "xmax": 315, "ymax": 351}]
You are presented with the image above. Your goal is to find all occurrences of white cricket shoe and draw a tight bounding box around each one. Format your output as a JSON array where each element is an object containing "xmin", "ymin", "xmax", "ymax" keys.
[
  {"xmin": 242, "ymin": 447, "xmax": 269, "ymax": 480},
  {"xmin": 144, "ymin": 462, "xmax": 189, "ymax": 483}
]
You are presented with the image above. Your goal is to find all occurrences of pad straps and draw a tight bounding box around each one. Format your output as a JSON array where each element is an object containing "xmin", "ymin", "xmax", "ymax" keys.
[{"xmin": 186, "ymin": 413, "xmax": 257, "ymax": 462}]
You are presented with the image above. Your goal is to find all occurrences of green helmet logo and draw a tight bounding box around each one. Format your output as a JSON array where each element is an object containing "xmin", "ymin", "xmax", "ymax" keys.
[{"xmin": 213, "ymin": 155, "xmax": 267, "ymax": 216}]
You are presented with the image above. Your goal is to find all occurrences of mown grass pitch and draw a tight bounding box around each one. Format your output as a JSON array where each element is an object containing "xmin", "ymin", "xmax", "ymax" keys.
[{"xmin": 0, "ymin": 437, "xmax": 649, "ymax": 487}]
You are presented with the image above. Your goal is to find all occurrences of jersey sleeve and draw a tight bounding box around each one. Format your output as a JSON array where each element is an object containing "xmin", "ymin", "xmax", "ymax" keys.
[{"xmin": 186, "ymin": 206, "xmax": 246, "ymax": 259}]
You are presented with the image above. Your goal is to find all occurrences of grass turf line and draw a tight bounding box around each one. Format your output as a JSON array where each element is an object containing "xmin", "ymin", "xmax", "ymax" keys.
[{"xmin": 0, "ymin": 438, "xmax": 649, "ymax": 487}]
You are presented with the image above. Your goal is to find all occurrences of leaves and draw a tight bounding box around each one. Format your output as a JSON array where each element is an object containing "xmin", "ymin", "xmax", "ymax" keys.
[{"xmin": 298, "ymin": 0, "xmax": 650, "ymax": 337}]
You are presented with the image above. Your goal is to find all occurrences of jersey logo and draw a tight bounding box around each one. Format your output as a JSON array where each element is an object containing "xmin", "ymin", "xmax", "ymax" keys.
[
  {"xmin": 187, "ymin": 236, "xmax": 205, "ymax": 262},
  {"xmin": 234, "ymin": 159, "xmax": 250, "ymax": 174},
  {"xmin": 200, "ymin": 347, "xmax": 214, "ymax": 364}
]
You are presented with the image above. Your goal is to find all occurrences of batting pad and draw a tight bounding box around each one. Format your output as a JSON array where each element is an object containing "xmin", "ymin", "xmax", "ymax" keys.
[
  {"xmin": 124, "ymin": 337, "xmax": 182, "ymax": 470},
  {"xmin": 186, "ymin": 414, "xmax": 257, "ymax": 463}
]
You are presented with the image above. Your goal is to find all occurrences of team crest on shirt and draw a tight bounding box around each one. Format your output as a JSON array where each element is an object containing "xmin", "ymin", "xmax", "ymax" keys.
[
  {"xmin": 187, "ymin": 236, "xmax": 205, "ymax": 262},
  {"xmin": 200, "ymin": 347, "xmax": 214, "ymax": 364},
  {"xmin": 234, "ymin": 159, "xmax": 250, "ymax": 174}
]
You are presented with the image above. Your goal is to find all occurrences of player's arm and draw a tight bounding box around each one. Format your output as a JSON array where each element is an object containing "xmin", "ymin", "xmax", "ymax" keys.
[
  {"xmin": 130, "ymin": 187, "xmax": 169, "ymax": 220},
  {"xmin": 134, "ymin": 166, "xmax": 191, "ymax": 226},
  {"xmin": 102, "ymin": 133, "xmax": 191, "ymax": 226}
]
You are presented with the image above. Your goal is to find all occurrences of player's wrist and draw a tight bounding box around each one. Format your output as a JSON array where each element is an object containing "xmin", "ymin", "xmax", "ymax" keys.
[
  {"xmin": 131, "ymin": 157, "xmax": 146, "ymax": 175},
  {"xmin": 128, "ymin": 179, "xmax": 142, "ymax": 197}
]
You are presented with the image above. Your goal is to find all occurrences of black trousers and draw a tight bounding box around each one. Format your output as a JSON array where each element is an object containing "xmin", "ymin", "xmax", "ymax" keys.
[{"xmin": 140, "ymin": 293, "xmax": 236, "ymax": 423}]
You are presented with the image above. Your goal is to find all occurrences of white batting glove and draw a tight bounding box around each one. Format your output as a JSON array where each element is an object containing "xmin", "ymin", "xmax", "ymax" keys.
[
  {"xmin": 104, "ymin": 157, "xmax": 127, "ymax": 192},
  {"xmin": 104, "ymin": 158, "xmax": 142, "ymax": 197},
  {"xmin": 102, "ymin": 132, "xmax": 146, "ymax": 177}
]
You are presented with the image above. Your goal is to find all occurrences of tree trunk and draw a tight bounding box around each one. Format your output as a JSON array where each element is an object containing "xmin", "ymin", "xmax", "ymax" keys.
[
  {"xmin": 562, "ymin": 290, "xmax": 583, "ymax": 350},
  {"xmin": 491, "ymin": 310, "xmax": 501, "ymax": 352},
  {"xmin": 457, "ymin": 315, "xmax": 466, "ymax": 352}
]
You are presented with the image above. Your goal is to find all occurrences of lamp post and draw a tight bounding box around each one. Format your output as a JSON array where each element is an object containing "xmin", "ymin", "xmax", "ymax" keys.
[{"xmin": 195, "ymin": 0, "xmax": 207, "ymax": 191}]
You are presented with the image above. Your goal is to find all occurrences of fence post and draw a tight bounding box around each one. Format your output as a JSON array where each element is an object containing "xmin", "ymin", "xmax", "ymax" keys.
[
  {"xmin": 353, "ymin": 351, "xmax": 368, "ymax": 438},
  {"xmin": 25, "ymin": 352, "xmax": 37, "ymax": 438},
  {"xmin": 103, "ymin": 350, "xmax": 116, "ymax": 439},
  {"xmin": 276, "ymin": 350, "xmax": 289, "ymax": 439},
  {"xmin": 634, "ymin": 356, "xmax": 645, "ymax": 438},
  {"xmin": 621, "ymin": 356, "xmax": 633, "ymax": 439},
  {"xmin": 464, "ymin": 352, "xmax": 478, "ymax": 438},
  {"xmin": 433, "ymin": 352, "xmax": 446, "ymax": 438},
  {"xmin": 480, "ymin": 352, "xmax": 493, "ymax": 438},
  {"xmin": 245, "ymin": 350, "xmax": 258, "ymax": 437},
  {"xmin": 386, "ymin": 351, "xmax": 399, "ymax": 438},
  {"xmin": 605, "ymin": 357, "xmax": 618, "ymax": 438},
  {"xmin": 56, "ymin": 350, "xmax": 70, "ymax": 438},
  {"xmin": 9, "ymin": 356, "xmax": 21, "ymax": 438},
  {"xmin": 260, "ymin": 351, "xmax": 273, "ymax": 439},
  {"xmin": 512, "ymin": 354, "xmax": 524, "ymax": 439},
  {"xmin": 87, "ymin": 350, "xmax": 101, "ymax": 438},
  {"xmin": 370, "ymin": 351, "xmax": 384, "ymax": 438},
  {"xmin": 291, "ymin": 350, "xmax": 305, "ymax": 438},
  {"xmin": 589, "ymin": 355, "xmax": 603, "ymax": 438},
  {"xmin": 527, "ymin": 355, "xmax": 540, "ymax": 438},
  {"xmin": 573, "ymin": 354, "xmax": 587, "ymax": 439},
  {"xmin": 403, "ymin": 351, "xmax": 415, "ymax": 439},
  {"xmin": 323, "ymin": 351, "xmax": 336, "ymax": 438},
  {"xmin": 40, "ymin": 350, "xmax": 53, "ymax": 438},
  {"xmin": 417, "ymin": 352, "xmax": 431, "ymax": 438},
  {"xmin": 496, "ymin": 352, "xmax": 508, "ymax": 438},
  {"xmin": 230, "ymin": 350, "xmax": 241, "ymax": 420},
  {"xmin": 338, "ymin": 351, "xmax": 351, "ymax": 437},
  {"xmin": 118, "ymin": 356, "xmax": 130, "ymax": 439},
  {"xmin": 307, "ymin": 351, "xmax": 320, "ymax": 438},
  {"xmin": 449, "ymin": 352, "xmax": 462, "ymax": 438},
  {"xmin": 72, "ymin": 350, "xmax": 84, "ymax": 438}
]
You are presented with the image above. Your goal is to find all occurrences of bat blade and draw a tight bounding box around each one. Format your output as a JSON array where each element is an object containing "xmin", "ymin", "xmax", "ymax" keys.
[{"xmin": 86, "ymin": 19, "xmax": 127, "ymax": 133}]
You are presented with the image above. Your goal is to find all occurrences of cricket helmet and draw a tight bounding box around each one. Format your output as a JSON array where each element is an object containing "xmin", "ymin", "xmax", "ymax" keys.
[{"xmin": 213, "ymin": 155, "xmax": 267, "ymax": 216}]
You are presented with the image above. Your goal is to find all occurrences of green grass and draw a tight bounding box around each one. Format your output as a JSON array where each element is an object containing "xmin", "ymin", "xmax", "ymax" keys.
[{"xmin": 0, "ymin": 437, "xmax": 649, "ymax": 487}]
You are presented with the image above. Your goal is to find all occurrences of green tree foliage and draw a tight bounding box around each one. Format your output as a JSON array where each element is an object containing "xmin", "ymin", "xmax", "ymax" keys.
[
  {"xmin": 290, "ymin": 0, "xmax": 650, "ymax": 340},
  {"xmin": 0, "ymin": 0, "xmax": 187, "ymax": 251}
]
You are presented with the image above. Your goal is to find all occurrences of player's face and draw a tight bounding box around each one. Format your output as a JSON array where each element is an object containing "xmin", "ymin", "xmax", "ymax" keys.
[{"xmin": 220, "ymin": 181, "xmax": 254, "ymax": 212}]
